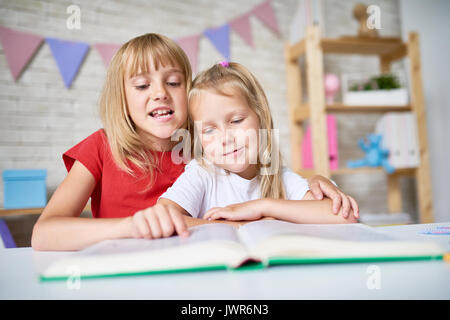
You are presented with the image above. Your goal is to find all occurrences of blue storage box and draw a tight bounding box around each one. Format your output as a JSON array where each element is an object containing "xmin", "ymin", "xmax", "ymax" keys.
[{"xmin": 2, "ymin": 169, "xmax": 47, "ymax": 209}]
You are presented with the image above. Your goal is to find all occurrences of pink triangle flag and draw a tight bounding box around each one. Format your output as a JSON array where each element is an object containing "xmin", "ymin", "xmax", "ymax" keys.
[
  {"xmin": 94, "ymin": 43, "xmax": 121, "ymax": 67},
  {"xmin": 252, "ymin": 0, "xmax": 280, "ymax": 36},
  {"xmin": 229, "ymin": 13, "xmax": 254, "ymax": 48},
  {"xmin": 0, "ymin": 26, "xmax": 44, "ymax": 80},
  {"xmin": 176, "ymin": 34, "xmax": 201, "ymax": 74}
]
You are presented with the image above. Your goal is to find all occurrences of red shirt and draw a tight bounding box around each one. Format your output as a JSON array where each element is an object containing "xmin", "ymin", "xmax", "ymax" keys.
[{"xmin": 63, "ymin": 129, "xmax": 185, "ymax": 218}]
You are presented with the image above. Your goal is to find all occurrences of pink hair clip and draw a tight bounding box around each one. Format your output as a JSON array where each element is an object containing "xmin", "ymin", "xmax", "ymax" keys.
[{"xmin": 219, "ymin": 60, "xmax": 229, "ymax": 68}]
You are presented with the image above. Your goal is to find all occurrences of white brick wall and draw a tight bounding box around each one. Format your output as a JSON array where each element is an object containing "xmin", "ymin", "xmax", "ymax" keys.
[
  {"xmin": 0, "ymin": 0, "xmax": 416, "ymax": 219},
  {"xmin": 0, "ymin": 0, "xmax": 297, "ymax": 204}
]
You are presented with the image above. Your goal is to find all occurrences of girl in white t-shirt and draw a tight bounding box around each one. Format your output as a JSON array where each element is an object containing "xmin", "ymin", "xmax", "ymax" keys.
[{"xmin": 159, "ymin": 61, "xmax": 358, "ymax": 224}]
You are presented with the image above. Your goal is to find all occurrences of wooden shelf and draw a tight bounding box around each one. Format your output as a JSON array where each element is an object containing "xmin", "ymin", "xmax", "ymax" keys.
[
  {"xmin": 331, "ymin": 167, "xmax": 415, "ymax": 176},
  {"xmin": 321, "ymin": 37, "xmax": 407, "ymax": 56},
  {"xmin": 287, "ymin": 36, "xmax": 407, "ymax": 61},
  {"xmin": 294, "ymin": 104, "xmax": 412, "ymax": 123},
  {"xmin": 296, "ymin": 167, "xmax": 416, "ymax": 178},
  {"xmin": 326, "ymin": 104, "xmax": 412, "ymax": 113},
  {"xmin": 285, "ymin": 25, "xmax": 434, "ymax": 222}
]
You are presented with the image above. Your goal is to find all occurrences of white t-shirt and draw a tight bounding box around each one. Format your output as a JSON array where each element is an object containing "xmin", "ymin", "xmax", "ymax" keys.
[{"xmin": 160, "ymin": 159, "xmax": 310, "ymax": 218}]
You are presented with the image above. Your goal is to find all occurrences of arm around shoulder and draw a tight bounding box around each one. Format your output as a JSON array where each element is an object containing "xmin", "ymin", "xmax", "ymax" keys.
[{"xmin": 260, "ymin": 192, "xmax": 358, "ymax": 224}]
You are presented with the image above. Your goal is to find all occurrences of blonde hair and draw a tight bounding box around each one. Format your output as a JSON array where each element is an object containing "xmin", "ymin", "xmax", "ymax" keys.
[
  {"xmin": 188, "ymin": 62, "xmax": 286, "ymax": 200},
  {"xmin": 99, "ymin": 33, "xmax": 192, "ymax": 185}
]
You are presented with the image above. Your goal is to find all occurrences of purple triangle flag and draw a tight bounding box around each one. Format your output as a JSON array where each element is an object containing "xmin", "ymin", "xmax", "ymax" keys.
[
  {"xmin": 46, "ymin": 37, "xmax": 90, "ymax": 88},
  {"xmin": 94, "ymin": 43, "xmax": 120, "ymax": 67},
  {"xmin": 230, "ymin": 13, "xmax": 254, "ymax": 48},
  {"xmin": 176, "ymin": 34, "xmax": 201, "ymax": 74},
  {"xmin": 252, "ymin": 0, "xmax": 280, "ymax": 36},
  {"xmin": 0, "ymin": 26, "xmax": 44, "ymax": 80},
  {"xmin": 204, "ymin": 24, "xmax": 230, "ymax": 61}
]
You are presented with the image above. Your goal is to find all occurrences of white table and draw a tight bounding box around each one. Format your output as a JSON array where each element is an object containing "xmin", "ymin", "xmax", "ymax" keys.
[{"xmin": 1, "ymin": 223, "xmax": 449, "ymax": 300}]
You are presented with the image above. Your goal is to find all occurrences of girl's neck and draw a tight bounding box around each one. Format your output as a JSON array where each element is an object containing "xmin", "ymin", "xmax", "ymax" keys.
[
  {"xmin": 137, "ymin": 130, "xmax": 175, "ymax": 152},
  {"xmin": 234, "ymin": 164, "xmax": 259, "ymax": 180}
]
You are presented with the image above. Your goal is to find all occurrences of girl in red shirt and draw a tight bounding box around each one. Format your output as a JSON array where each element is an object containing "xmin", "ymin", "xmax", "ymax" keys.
[{"xmin": 32, "ymin": 33, "xmax": 358, "ymax": 251}]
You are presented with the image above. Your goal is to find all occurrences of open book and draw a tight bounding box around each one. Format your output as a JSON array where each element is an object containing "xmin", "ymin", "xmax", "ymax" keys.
[{"xmin": 40, "ymin": 220, "xmax": 445, "ymax": 281}]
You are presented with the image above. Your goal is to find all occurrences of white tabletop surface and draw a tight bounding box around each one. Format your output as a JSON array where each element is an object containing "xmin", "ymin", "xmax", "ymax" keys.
[{"xmin": 1, "ymin": 222, "xmax": 449, "ymax": 300}]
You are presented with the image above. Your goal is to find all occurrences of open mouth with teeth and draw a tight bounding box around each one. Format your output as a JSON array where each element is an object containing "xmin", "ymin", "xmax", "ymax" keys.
[{"xmin": 149, "ymin": 109, "xmax": 174, "ymax": 118}]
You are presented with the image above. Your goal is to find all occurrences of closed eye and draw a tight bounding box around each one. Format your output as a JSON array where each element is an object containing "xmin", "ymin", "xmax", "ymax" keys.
[
  {"xmin": 167, "ymin": 82, "xmax": 181, "ymax": 87},
  {"xmin": 231, "ymin": 118, "xmax": 244, "ymax": 124},
  {"xmin": 203, "ymin": 127, "xmax": 215, "ymax": 134},
  {"xmin": 135, "ymin": 84, "xmax": 149, "ymax": 90}
]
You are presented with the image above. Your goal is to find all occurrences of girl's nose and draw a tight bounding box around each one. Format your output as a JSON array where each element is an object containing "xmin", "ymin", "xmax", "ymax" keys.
[
  {"xmin": 221, "ymin": 130, "xmax": 236, "ymax": 147},
  {"xmin": 151, "ymin": 83, "xmax": 168, "ymax": 101}
]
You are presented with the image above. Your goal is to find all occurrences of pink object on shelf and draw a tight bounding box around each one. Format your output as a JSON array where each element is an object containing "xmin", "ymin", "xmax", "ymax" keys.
[
  {"xmin": 302, "ymin": 115, "xmax": 338, "ymax": 170},
  {"xmin": 324, "ymin": 73, "xmax": 340, "ymax": 104}
]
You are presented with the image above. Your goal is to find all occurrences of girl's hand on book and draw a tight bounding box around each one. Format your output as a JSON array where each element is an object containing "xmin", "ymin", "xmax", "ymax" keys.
[
  {"xmin": 203, "ymin": 200, "xmax": 263, "ymax": 221},
  {"xmin": 128, "ymin": 203, "xmax": 189, "ymax": 239},
  {"xmin": 307, "ymin": 175, "xmax": 359, "ymax": 219}
]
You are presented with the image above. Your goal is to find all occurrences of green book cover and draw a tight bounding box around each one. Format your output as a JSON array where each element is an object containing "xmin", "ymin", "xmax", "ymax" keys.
[{"xmin": 38, "ymin": 221, "xmax": 445, "ymax": 282}]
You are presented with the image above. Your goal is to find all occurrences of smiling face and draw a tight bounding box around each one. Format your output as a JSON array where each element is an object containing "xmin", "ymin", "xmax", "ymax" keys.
[
  {"xmin": 124, "ymin": 59, "xmax": 188, "ymax": 151},
  {"xmin": 190, "ymin": 89, "xmax": 261, "ymax": 180}
]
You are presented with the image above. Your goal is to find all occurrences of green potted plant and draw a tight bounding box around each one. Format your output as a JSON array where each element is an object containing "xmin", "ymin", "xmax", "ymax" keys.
[{"xmin": 342, "ymin": 72, "xmax": 409, "ymax": 106}]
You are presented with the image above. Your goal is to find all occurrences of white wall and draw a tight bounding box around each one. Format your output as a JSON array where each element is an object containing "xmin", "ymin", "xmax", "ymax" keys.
[
  {"xmin": 0, "ymin": 0, "xmax": 297, "ymax": 203},
  {"xmin": 400, "ymin": 0, "xmax": 450, "ymax": 222}
]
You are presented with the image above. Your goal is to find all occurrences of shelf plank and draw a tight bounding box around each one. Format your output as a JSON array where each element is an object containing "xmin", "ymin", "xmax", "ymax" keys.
[
  {"xmin": 295, "ymin": 104, "xmax": 412, "ymax": 120},
  {"xmin": 331, "ymin": 167, "xmax": 415, "ymax": 176},
  {"xmin": 295, "ymin": 167, "xmax": 416, "ymax": 178},
  {"xmin": 321, "ymin": 37, "xmax": 407, "ymax": 56},
  {"xmin": 326, "ymin": 104, "xmax": 412, "ymax": 113},
  {"xmin": 287, "ymin": 36, "xmax": 407, "ymax": 58}
]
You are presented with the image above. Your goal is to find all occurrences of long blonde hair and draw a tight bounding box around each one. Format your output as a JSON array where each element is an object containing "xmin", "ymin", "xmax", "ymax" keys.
[
  {"xmin": 99, "ymin": 33, "xmax": 192, "ymax": 184},
  {"xmin": 188, "ymin": 62, "xmax": 286, "ymax": 199}
]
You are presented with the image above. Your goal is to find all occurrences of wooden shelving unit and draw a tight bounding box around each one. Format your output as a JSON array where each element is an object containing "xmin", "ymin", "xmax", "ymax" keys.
[{"xmin": 284, "ymin": 25, "xmax": 433, "ymax": 223}]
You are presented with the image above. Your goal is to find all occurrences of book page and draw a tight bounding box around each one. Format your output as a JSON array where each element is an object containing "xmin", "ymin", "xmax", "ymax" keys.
[
  {"xmin": 238, "ymin": 220, "xmax": 444, "ymax": 260},
  {"xmin": 238, "ymin": 220, "xmax": 397, "ymax": 251},
  {"xmin": 42, "ymin": 223, "xmax": 248, "ymax": 279},
  {"xmin": 80, "ymin": 223, "xmax": 240, "ymax": 256}
]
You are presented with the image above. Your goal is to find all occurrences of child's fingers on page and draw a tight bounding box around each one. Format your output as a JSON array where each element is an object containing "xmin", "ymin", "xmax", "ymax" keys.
[
  {"xmin": 340, "ymin": 191, "xmax": 351, "ymax": 218},
  {"xmin": 168, "ymin": 209, "xmax": 189, "ymax": 238},
  {"xmin": 145, "ymin": 210, "xmax": 162, "ymax": 239},
  {"xmin": 348, "ymin": 196, "xmax": 359, "ymax": 218},
  {"xmin": 204, "ymin": 207, "xmax": 221, "ymax": 220},
  {"xmin": 309, "ymin": 180, "xmax": 324, "ymax": 200},
  {"xmin": 156, "ymin": 209, "xmax": 175, "ymax": 238},
  {"xmin": 211, "ymin": 209, "xmax": 234, "ymax": 221},
  {"xmin": 134, "ymin": 211, "xmax": 152, "ymax": 239},
  {"xmin": 329, "ymin": 190, "xmax": 342, "ymax": 215}
]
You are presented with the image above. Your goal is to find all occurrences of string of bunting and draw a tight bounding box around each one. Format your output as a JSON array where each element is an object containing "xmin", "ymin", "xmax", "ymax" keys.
[{"xmin": 0, "ymin": 0, "xmax": 279, "ymax": 88}]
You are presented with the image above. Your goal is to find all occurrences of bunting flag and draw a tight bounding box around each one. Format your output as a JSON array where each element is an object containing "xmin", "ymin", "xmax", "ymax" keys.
[
  {"xmin": 94, "ymin": 43, "xmax": 120, "ymax": 67},
  {"xmin": 0, "ymin": 26, "xmax": 43, "ymax": 80},
  {"xmin": 46, "ymin": 37, "xmax": 90, "ymax": 88},
  {"xmin": 176, "ymin": 34, "xmax": 201, "ymax": 74},
  {"xmin": 229, "ymin": 13, "xmax": 254, "ymax": 48},
  {"xmin": 0, "ymin": 1, "xmax": 281, "ymax": 87},
  {"xmin": 252, "ymin": 0, "xmax": 280, "ymax": 36},
  {"xmin": 204, "ymin": 24, "xmax": 230, "ymax": 61}
]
